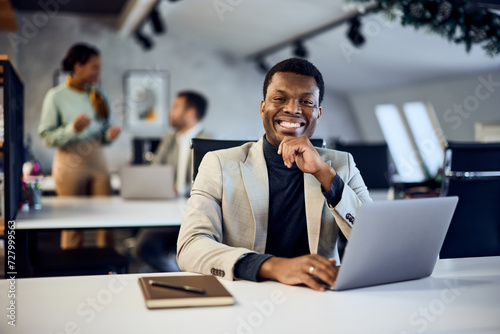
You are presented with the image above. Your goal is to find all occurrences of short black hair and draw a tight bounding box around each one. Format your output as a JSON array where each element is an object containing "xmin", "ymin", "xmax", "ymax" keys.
[
  {"xmin": 263, "ymin": 57, "xmax": 324, "ymax": 105},
  {"xmin": 178, "ymin": 91, "xmax": 208, "ymax": 121},
  {"xmin": 62, "ymin": 43, "xmax": 100, "ymax": 73}
]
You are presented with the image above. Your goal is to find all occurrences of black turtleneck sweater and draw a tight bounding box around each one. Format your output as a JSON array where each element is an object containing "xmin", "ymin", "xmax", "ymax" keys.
[{"xmin": 234, "ymin": 136, "xmax": 344, "ymax": 281}]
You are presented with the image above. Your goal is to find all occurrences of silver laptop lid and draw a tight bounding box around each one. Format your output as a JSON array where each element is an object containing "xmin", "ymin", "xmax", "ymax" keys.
[
  {"xmin": 120, "ymin": 165, "xmax": 176, "ymax": 200},
  {"xmin": 334, "ymin": 196, "xmax": 459, "ymax": 291}
]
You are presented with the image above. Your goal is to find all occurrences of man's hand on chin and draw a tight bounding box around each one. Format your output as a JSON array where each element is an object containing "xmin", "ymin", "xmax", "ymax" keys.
[{"xmin": 278, "ymin": 136, "xmax": 337, "ymax": 191}]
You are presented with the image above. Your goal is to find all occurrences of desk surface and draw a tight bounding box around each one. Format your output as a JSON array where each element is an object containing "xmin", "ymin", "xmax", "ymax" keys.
[
  {"xmin": 15, "ymin": 190, "xmax": 389, "ymax": 230},
  {"xmin": 1, "ymin": 256, "xmax": 499, "ymax": 334},
  {"xmin": 15, "ymin": 196, "xmax": 187, "ymax": 230}
]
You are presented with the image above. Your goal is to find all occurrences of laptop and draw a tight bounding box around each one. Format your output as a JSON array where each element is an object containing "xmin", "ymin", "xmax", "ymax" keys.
[
  {"xmin": 120, "ymin": 165, "xmax": 176, "ymax": 200},
  {"xmin": 331, "ymin": 196, "xmax": 459, "ymax": 291}
]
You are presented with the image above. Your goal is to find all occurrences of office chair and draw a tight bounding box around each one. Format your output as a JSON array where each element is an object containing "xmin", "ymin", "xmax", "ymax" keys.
[
  {"xmin": 191, "ymin": 138, "xmax": 325, "ymax": 181},
  {"xmin": 440, "ymin": 141, "xmax": 500, "ymax": 258},
  {"xmin": 191, "ymin": 139, "xmax": 254, "ymax": 181},
  {"xmin": 333, "ymin": 141, "xmax": 390, "ymax": 189}
]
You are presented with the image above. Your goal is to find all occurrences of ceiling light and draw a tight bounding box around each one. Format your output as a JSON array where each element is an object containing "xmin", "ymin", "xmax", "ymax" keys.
[
  {"xmin": 150, "ymin": 8, "xmax": 166, "ymax": 34},
  {"xmin": 135, "ymin": 29, "xmax": 154, "ymax": 50},
  {"xmin": 255, "ymin": 58, "xmax": 270, "ymax": 73},
  {"xmin": 347, "ymin": 17, "xmax": 365, "ymax": 48},
  {"xmin": 293, "ymin": 40, "xmax": 308, "ymax": 58}
]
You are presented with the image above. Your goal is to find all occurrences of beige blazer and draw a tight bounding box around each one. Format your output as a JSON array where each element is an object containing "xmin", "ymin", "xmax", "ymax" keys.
[
  {"xmin": 152, "ymin": 129, "xmax": 210, "ymax": 186},
  {"xmin": 177, "ymin": 138, "xmax": 372, "ymax": 280}
]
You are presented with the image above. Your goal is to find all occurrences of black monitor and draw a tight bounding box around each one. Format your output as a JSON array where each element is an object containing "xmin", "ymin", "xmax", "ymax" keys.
[
  {"xmin": 334, "ymin": 141, "xmax": 390, "ymax": 189},
  {"xmin": 1, "ymin": 59, "xmax": 24, "ymax": 223}
]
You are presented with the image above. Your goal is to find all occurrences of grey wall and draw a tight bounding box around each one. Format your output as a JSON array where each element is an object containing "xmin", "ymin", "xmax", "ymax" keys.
[
  {"xmin": 0, "ymin": 32, "xmax": 18, "ymax": 67},
  {"xmin": 2, "ymin": 14, "xmax": 360, "ymax": 174},
  {"xmin": 315, "ymin": 90, "xmax": 360, "ymax": 143},
  {"xmin": 347, "ymin": 71, "xmax": 500, "ymax": 142}
]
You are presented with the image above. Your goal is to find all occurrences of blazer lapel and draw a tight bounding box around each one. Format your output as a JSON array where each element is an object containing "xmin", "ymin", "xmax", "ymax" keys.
[
  {"xmin": 304, "ymin": 159, "xmax": 332, "ymax": 255},
  {"xmin": 240, "ymin": 139, "xmax": 269, "ymax": 253}
]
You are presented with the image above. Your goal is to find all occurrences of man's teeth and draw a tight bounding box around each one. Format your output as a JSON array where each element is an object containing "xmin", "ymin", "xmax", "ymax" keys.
[{"xmin": 280, "ymin": 121, "xmax": 301, "ymax": 128}]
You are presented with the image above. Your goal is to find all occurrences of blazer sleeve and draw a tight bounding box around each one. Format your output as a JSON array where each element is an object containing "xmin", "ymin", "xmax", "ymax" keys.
[
  {"xmin": 329, "ymin": 152, "xmax": 373, "ymax": 239},
  {"xmin": 176, "ymin": 152, "xmax": 256, "ymax": 280},
  {"xmin": 38, "ymin": 89, "xmax": 78, "ymax": 148}
]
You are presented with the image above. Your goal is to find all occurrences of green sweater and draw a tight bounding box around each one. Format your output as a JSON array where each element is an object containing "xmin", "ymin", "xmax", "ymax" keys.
[{"xmin": 38, "ymin": 84, "xmax": 114, "ymax": 148}]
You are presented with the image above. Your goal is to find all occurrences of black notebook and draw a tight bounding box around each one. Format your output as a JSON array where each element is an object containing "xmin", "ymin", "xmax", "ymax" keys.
[{"xmin": 138, "ymin": 275, "xmax": 234, "ymax": 309}]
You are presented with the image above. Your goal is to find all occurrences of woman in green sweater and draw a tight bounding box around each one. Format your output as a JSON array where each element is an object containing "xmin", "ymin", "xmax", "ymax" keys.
[{"xmin": 39, "ymin": 43, "xmax": 121, "ymax": 249}]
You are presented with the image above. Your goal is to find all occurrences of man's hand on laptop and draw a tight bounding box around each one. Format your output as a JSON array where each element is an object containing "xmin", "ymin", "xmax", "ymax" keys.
[
  {"xmin": 278, "ymin": 136, "xmax": 337, "ymax": 191},
  {"xmin": 257, "ymin": 254, "xmax": 339, "ymax": 291}
]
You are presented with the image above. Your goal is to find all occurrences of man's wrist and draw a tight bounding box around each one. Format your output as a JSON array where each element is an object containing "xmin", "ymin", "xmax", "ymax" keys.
[
  {"xmin": 322, "ymin": 174, "xmax": 345, "ymax": 207},
  {"xmin": 257, "ymin": 256, "xmax": 279, "ymax": 280},
  {"xmin": 313, "ymin": 165, "xmax": 337, "ymax": 191},
  {"xmin": 235, "ymin": 253, "xmax": 274, "ymax": 282}
]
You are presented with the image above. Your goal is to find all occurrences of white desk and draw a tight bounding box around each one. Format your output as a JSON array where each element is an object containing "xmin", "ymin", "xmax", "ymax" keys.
[
  {"xmin": 15, "ymin": 196, "xmax": 187, "ymax": 229},
  {"xmin": 12, "ymin": 196, "xmax": 186, "ymax": 277},
  {"xmin": 1, "ymin": 257, "xmax": 499, "ymax": 334}
]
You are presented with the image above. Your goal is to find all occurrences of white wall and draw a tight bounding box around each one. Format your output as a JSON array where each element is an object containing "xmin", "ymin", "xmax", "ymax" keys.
[
  {"xmin": 347, "ymin": 71, "xmax": 500, "ymax": 142},
  {"xmin": 4, "ymin": 14, "xmax": 360, "ymax": 174},
  {"xmin": 0, "ymin": 32, "xmax": 18, "ymax": 67},
  {"xmin": 315, "ymin": 89, "xmax": 360, "ymax": 143}
]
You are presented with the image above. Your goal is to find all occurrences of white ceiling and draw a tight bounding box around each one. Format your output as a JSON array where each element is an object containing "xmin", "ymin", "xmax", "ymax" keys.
[{"xmin": 159, "ymin": 0, "xmax": 500, "ymax": 93}]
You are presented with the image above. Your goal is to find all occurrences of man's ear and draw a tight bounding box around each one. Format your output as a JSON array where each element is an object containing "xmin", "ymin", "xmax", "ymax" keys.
[
  {"xmin": 260, "ymin": 100, "xmax": 265, "ymax": 118},
  {"xmin": 185, "ymin": 107, "xmax": 197, "ymax": 121},
  {"xmin": 317, "ymin": 106, "xmax": 322, "ymax": 120}
]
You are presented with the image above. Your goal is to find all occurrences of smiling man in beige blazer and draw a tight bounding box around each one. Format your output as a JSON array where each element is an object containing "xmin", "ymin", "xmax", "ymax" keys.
[{"xmin": 177, "ymin": 58, "xmax": 372, "ymax": 291}]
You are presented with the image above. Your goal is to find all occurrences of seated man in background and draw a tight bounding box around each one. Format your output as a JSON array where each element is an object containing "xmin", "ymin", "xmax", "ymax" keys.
[
  {"xmin": 177, "ymin": 58, "xmax": 372, "ymax": 291},
  {"xmin": 152, "ymin": 90, "xmax": 211, "ymax": 197},
  {"xmin": 135, "ymin": 91, "xmax": 210, "ymax": 272}
]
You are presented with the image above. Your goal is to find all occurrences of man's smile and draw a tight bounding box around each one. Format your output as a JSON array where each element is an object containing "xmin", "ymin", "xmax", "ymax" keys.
[
  {"xmin": 278, "ymin": 121, "xmax": 302, "ymax": 129},
  {"xmin": 275, "ymin": 118, "xmax": 306, "ymax": 133}
]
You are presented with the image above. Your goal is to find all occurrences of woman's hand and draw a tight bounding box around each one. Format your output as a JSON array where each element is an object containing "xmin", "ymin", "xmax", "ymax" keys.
[
  {"xmin": 73, "ymin": 113, "xmax": 92, "ymax": 133},
  {"xmin": 106, "ymin": 126, "xmax": 121, "ymax": 141}
]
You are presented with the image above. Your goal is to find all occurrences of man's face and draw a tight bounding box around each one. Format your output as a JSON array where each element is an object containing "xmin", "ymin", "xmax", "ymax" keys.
[
  {"xmin": 168, "ymin": 96, "xmax": 188, "ymax": 130},
  {"xmin": 260, "ymin": 72, "xmax": 322, "ymax": 147}
]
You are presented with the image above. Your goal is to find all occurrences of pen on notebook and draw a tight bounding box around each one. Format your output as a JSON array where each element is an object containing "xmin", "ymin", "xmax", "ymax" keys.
[{"xmin": 148, "ymin": 280, "xmax": 206, "ymax": 294}]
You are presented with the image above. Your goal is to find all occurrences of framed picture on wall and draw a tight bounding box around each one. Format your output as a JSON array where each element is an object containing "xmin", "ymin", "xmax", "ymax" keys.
[{"xmin": 124, "ymin": 70, "xmax": 169, "ymax": 134}]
